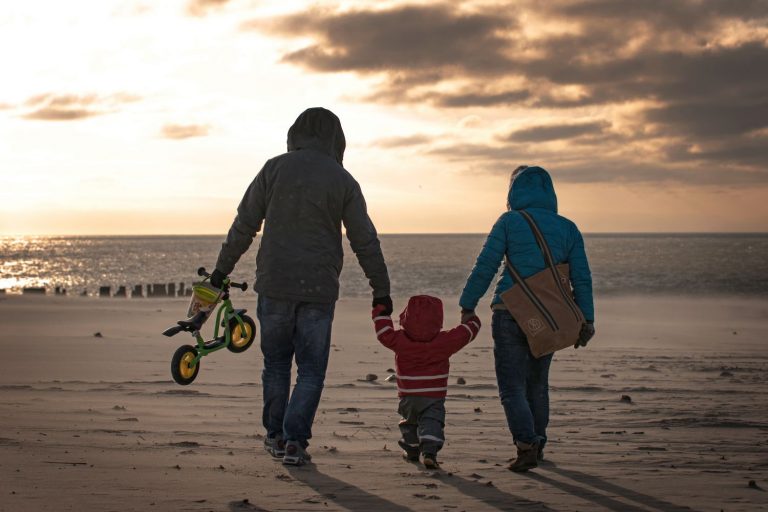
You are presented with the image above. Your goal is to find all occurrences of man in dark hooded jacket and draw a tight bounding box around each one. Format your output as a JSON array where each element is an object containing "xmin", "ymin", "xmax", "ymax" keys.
[{"xmin": 211, "ymin": 107, "xmax": 391, "ymax": 465}]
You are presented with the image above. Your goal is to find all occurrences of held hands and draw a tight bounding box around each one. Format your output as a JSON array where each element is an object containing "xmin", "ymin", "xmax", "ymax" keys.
[
  {"xmin": 461, "ymin": 309, "xmax": 482, "ymax": 332},
  {"xmin": 575, "ymin": 322, "xmax": 595, "ymax": 349},
  {"xmin": 460, "ymin": 308, "xmax": 476, "ymax": 324},
  {"xmin": 372, "ymin": 295, "xmax": 393, "ymax": 316}
]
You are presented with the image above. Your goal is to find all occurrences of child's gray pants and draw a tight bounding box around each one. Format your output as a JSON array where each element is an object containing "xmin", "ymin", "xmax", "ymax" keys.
[{"xmin": 398, "ymin": 396, "xmax": 446, "ymax": 455}]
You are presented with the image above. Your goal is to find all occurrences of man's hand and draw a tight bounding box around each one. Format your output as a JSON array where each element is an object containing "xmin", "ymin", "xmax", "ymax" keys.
[
  {"xmin": 210, "ymin": 269, "xmax": 227, "ymax": 289},
  {"xmin": 372, "ymin": 295, "xmax": 393, "ymax": 316},
  {"xmin": 575, "ymin": 322, "xmax": 595, "ymax": 348},
  {"xmin": 461, "ymin": 308, "xmax": 476, "ymax": 324}
]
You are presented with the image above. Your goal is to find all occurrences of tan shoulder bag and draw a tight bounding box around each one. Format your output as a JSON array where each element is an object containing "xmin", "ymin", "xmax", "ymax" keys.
[{"xmin": 500, "ymin": 210, "xmax": 585, "ymax": 358}]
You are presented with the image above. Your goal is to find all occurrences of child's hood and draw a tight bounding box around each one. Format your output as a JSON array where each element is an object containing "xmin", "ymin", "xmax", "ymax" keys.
[{"xmin": 399, "ymin": 295, "xmax": 443, "ymax": 342}]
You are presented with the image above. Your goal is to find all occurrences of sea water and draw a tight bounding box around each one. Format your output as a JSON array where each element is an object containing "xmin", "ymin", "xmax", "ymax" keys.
[{"xmin": 1, "ymin": 234, "xmax": 766, "ymax": 298}]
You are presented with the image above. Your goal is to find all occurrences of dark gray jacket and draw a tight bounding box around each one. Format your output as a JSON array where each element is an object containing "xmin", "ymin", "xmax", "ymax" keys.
[{"xmin": 215, "ymin": 108, "xmax": 390, "ymax": 303}]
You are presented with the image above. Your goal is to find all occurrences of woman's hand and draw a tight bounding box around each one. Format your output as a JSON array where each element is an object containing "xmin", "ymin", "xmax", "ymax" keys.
[{"xmin": 575, "ymin": 322, "xmax": 595, "ymax": 348}]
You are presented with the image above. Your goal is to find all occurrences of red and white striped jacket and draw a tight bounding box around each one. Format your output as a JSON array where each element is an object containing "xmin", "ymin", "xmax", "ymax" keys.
[{"xmin": 373, "ymin": 295, "xmax": 481, "ymax": 398}]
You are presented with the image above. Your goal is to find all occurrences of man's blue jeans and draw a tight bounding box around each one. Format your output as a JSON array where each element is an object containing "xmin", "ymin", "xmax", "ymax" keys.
[
  {"xmin": 492, "ymin": 309, "xmax": 554, "ymax": 447},
  {"xmin": 257, "ymin": 295, "xmax": 335, "ymax": 448}
]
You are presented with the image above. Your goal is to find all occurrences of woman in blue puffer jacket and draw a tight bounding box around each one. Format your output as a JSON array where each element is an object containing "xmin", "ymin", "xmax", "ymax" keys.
[{"xmin": 459, "ymin": 165, "xmax": 594, "ymax": 472}]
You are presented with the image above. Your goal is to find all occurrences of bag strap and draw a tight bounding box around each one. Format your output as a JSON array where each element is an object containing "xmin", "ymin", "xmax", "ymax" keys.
[
  {"xmin": 517, "ymin": 210, "xmax": 559, "ymax": 273},
  {"xmin": 503, "ymin": 254, "xmax": 525, "ymax": 284},
  {"xmin": 516, "ymin": 210, "xmax": 584, "ymax": 322},
  {"xmin": 504, "ymin": 210, "xmax": 555, "ymax": 282}
]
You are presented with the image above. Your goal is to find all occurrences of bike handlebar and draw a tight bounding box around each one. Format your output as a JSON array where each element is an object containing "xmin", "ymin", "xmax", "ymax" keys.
[{"xmin": 197, "ymin": 267, "xmax": 248, "ymax": 291}]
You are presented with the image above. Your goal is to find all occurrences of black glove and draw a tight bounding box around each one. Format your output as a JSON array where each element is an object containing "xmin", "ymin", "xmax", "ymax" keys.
[
  {"xmin": 575, "ymin": 322, "xmax": 595, "ymax": 348},
  {"xmin": 210, "ymin": 269, "xmax": 227, "ymax": 289},
  {"xmin": 461, "ymin": 308, "xmax": 476, "ymax": 324},
  {"xmin": 372, "ymin": 295, "xmax": 393, "ymax": 316}
]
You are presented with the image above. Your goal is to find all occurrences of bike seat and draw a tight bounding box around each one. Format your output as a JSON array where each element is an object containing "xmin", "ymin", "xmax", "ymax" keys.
[{"xmin": 177, "ymin": 311, "xmax": 208, "ymax": 331}]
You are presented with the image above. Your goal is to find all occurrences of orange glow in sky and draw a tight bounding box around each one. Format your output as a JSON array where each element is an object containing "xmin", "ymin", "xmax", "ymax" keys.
[{"xmin": 2, "ymin": 1, "xmax": 767, "ymax": 235}]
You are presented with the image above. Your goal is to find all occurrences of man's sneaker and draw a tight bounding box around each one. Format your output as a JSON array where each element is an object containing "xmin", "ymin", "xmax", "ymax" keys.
[
  {"xmin": 508, "ymin": 441, "xmax": 539, "ymax": 472},
  {"xmin": 282, "ymin": 440, "xmax": 312, "ymax": 466},
  {"xmin": 422, "ymin": 452, "xmax": 440, "ymax": 469},
  {"xmin": 264, "ymin": 435, "xmax": 285, "ymax": 458},
  {"xmin": 398, "ymin": 440, "xmax": 419, "ymax": 462}
]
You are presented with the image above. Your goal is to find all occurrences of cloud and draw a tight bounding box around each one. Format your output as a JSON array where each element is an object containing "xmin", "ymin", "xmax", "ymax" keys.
[
  {"xmin": 429, "ymin": 143, "xmax": 768, "ymax": 185},
  {"xmin": 160, "ymin": 123, "xmax": 211, "ymax": 140},
  {"xmin": 21, "ymin": 93, "xmax": 140, "ymax": 121},
  {"xmin": 506, "ymin": 121, "xmax": 611, "ymax": 142},
  {"xmin": 249, "ymin": 5, "xmax": 516, "ymax": 74},
  {"xmin": 249, "ymin": 1, "xmax": 768, "ymax": 185},
  {"xmin": 371, "ymin": 134, "xmax": 433, "ymax": 148},
  {"xmin": 644, "ymin": 99, "xmax": 768, "ymax": 138},
  {"xmin": 187, "ymin": 0, "xmax": 231, "ymax": 17},
  {"xmin": 458, "ymin": 115, "xmax": 483, "ymax": 129}
]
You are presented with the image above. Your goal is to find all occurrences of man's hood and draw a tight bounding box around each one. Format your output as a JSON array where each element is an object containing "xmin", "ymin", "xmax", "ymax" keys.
[
  {"xmin": 286, "ymin": 107, "xmax": 346, "ymax": 164},
  {"xmin": 507, "ymin": 165, "xmax": 558, "ymax": 213},
  {"xmin": 399, "ymin": 295, "xmax": 443, "ymax": 342}
]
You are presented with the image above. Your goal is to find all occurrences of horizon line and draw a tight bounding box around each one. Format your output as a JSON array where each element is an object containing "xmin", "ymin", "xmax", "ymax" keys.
[{"xmin": 2, "ymin": 231, "xmax": 768, "ymax": 237}]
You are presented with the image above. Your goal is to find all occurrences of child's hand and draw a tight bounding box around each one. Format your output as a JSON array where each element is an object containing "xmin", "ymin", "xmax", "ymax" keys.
[
  {"xmin": 372, "ymin": 304, "xmax": 390, "ymax": 318},
  {"xmin": 372, "ymin": 295, "xmax": 393, "ymax": 316},
  {"xmin": 465, "ymin": 314, "xmax": 481, "ymax": 331}
]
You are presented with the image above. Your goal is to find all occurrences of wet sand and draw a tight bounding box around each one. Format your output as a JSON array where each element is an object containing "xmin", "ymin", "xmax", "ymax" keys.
[{"xmin": 0, "ymin": 294, "xmax": 767, "ymax": 511}]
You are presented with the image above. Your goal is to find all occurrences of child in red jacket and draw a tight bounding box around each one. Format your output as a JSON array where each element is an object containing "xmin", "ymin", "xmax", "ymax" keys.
[{"xmin": 373, "ymin": 295, "xmax": 481, "ymax": 469}]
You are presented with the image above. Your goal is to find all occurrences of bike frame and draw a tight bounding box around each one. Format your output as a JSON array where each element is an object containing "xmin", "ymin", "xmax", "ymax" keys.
[{"xmin": 188, "ymin": 289, "xmax": 247, "ymax": 366}]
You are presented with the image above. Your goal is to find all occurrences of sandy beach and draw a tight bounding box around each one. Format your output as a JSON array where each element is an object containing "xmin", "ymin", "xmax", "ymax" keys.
[{"xmin": 0, "ymin": 294, "xmax": 766, "ymax": 512}]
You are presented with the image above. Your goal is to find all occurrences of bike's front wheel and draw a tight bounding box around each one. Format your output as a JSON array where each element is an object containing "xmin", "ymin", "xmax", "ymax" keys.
[
  {"xmin": 227, "ymin": 315, "xmax": 256, "ymax": 353},
  {"xmin": 171, "ymin": 345, "xmax": 200, "ymax": 385}
]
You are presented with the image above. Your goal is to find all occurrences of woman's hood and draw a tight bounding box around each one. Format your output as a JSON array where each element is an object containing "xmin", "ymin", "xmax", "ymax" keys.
[
  {"xmin": 507, "ymin": 165, "xmax": 558, "ymax": 213},
  {"xmin": 399, "ymin": 295, "xmax": 443, "ymax": 342},
  {"xmin": 286, "ymin": 107, "xmax": 346, "ymax": 164}
]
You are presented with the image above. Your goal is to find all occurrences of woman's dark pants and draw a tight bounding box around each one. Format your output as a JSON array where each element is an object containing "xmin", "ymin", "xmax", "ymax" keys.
[{"xmin": 492, "ymin": 309, "xmax": 553, "ymax": 447}]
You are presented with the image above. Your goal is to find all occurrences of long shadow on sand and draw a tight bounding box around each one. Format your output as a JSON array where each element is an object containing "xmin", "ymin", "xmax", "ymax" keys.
[
  {"xmin": 524, "ymin": 463, "xmax": 697, "ymax": 512},
  {"xmin": 285, "ymin": 465, "xmax": 414, "ymax": 512},
  {"xmin": 228, "ymin": 499, "xmax": 272, "ymax": 511},
  {"xmin": 439, "ymin": 474, "xmax": 556, "ymax": 511}
]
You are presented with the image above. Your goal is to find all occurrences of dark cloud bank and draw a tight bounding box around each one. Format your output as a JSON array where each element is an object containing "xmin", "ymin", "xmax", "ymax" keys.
[{"xmin": 246, "ymin": 0, "xmax": 768, "ymax": 185}]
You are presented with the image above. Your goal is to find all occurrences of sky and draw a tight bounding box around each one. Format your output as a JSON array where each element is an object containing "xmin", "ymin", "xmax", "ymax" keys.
[{"xmin": 1, "ymin": 0, "xmax": 767, "ymax": 235}]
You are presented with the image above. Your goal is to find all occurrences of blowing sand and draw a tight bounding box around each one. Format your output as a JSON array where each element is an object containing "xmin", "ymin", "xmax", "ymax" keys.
[{"xmin": 0, "ymin": 294, "xmax": 767, "ymax": 512}]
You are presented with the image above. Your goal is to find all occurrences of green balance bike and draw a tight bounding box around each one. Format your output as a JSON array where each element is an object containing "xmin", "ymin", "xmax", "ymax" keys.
[{"xmin": 162, "ymin": 267, "xmax": 256, "ymax": 385}]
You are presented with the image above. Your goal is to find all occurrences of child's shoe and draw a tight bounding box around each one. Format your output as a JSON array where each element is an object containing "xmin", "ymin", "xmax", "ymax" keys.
[
  {"xmin": 398, "ymin": 440, "xmax": 420, "ymax": 461},
  {"xmin": 508, "ymin": 441, "xmax": 539, "ymax": 472},
  {"xmin": 282, "ymin": 440, "xmax": 312, "ymax": 466},
  {"xmin": 422, "ymin": 452, "xmax": 440, "ymax": 469},
  {"xmin": 264, "ymin": 434, "xmax": 285, "ymax": 458}
]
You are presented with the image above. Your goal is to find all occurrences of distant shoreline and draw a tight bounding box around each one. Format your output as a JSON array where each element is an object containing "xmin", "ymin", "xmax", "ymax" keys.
[{"xmin": 2, "ymin": 232, "xmax": 768, "ymax": 238}]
